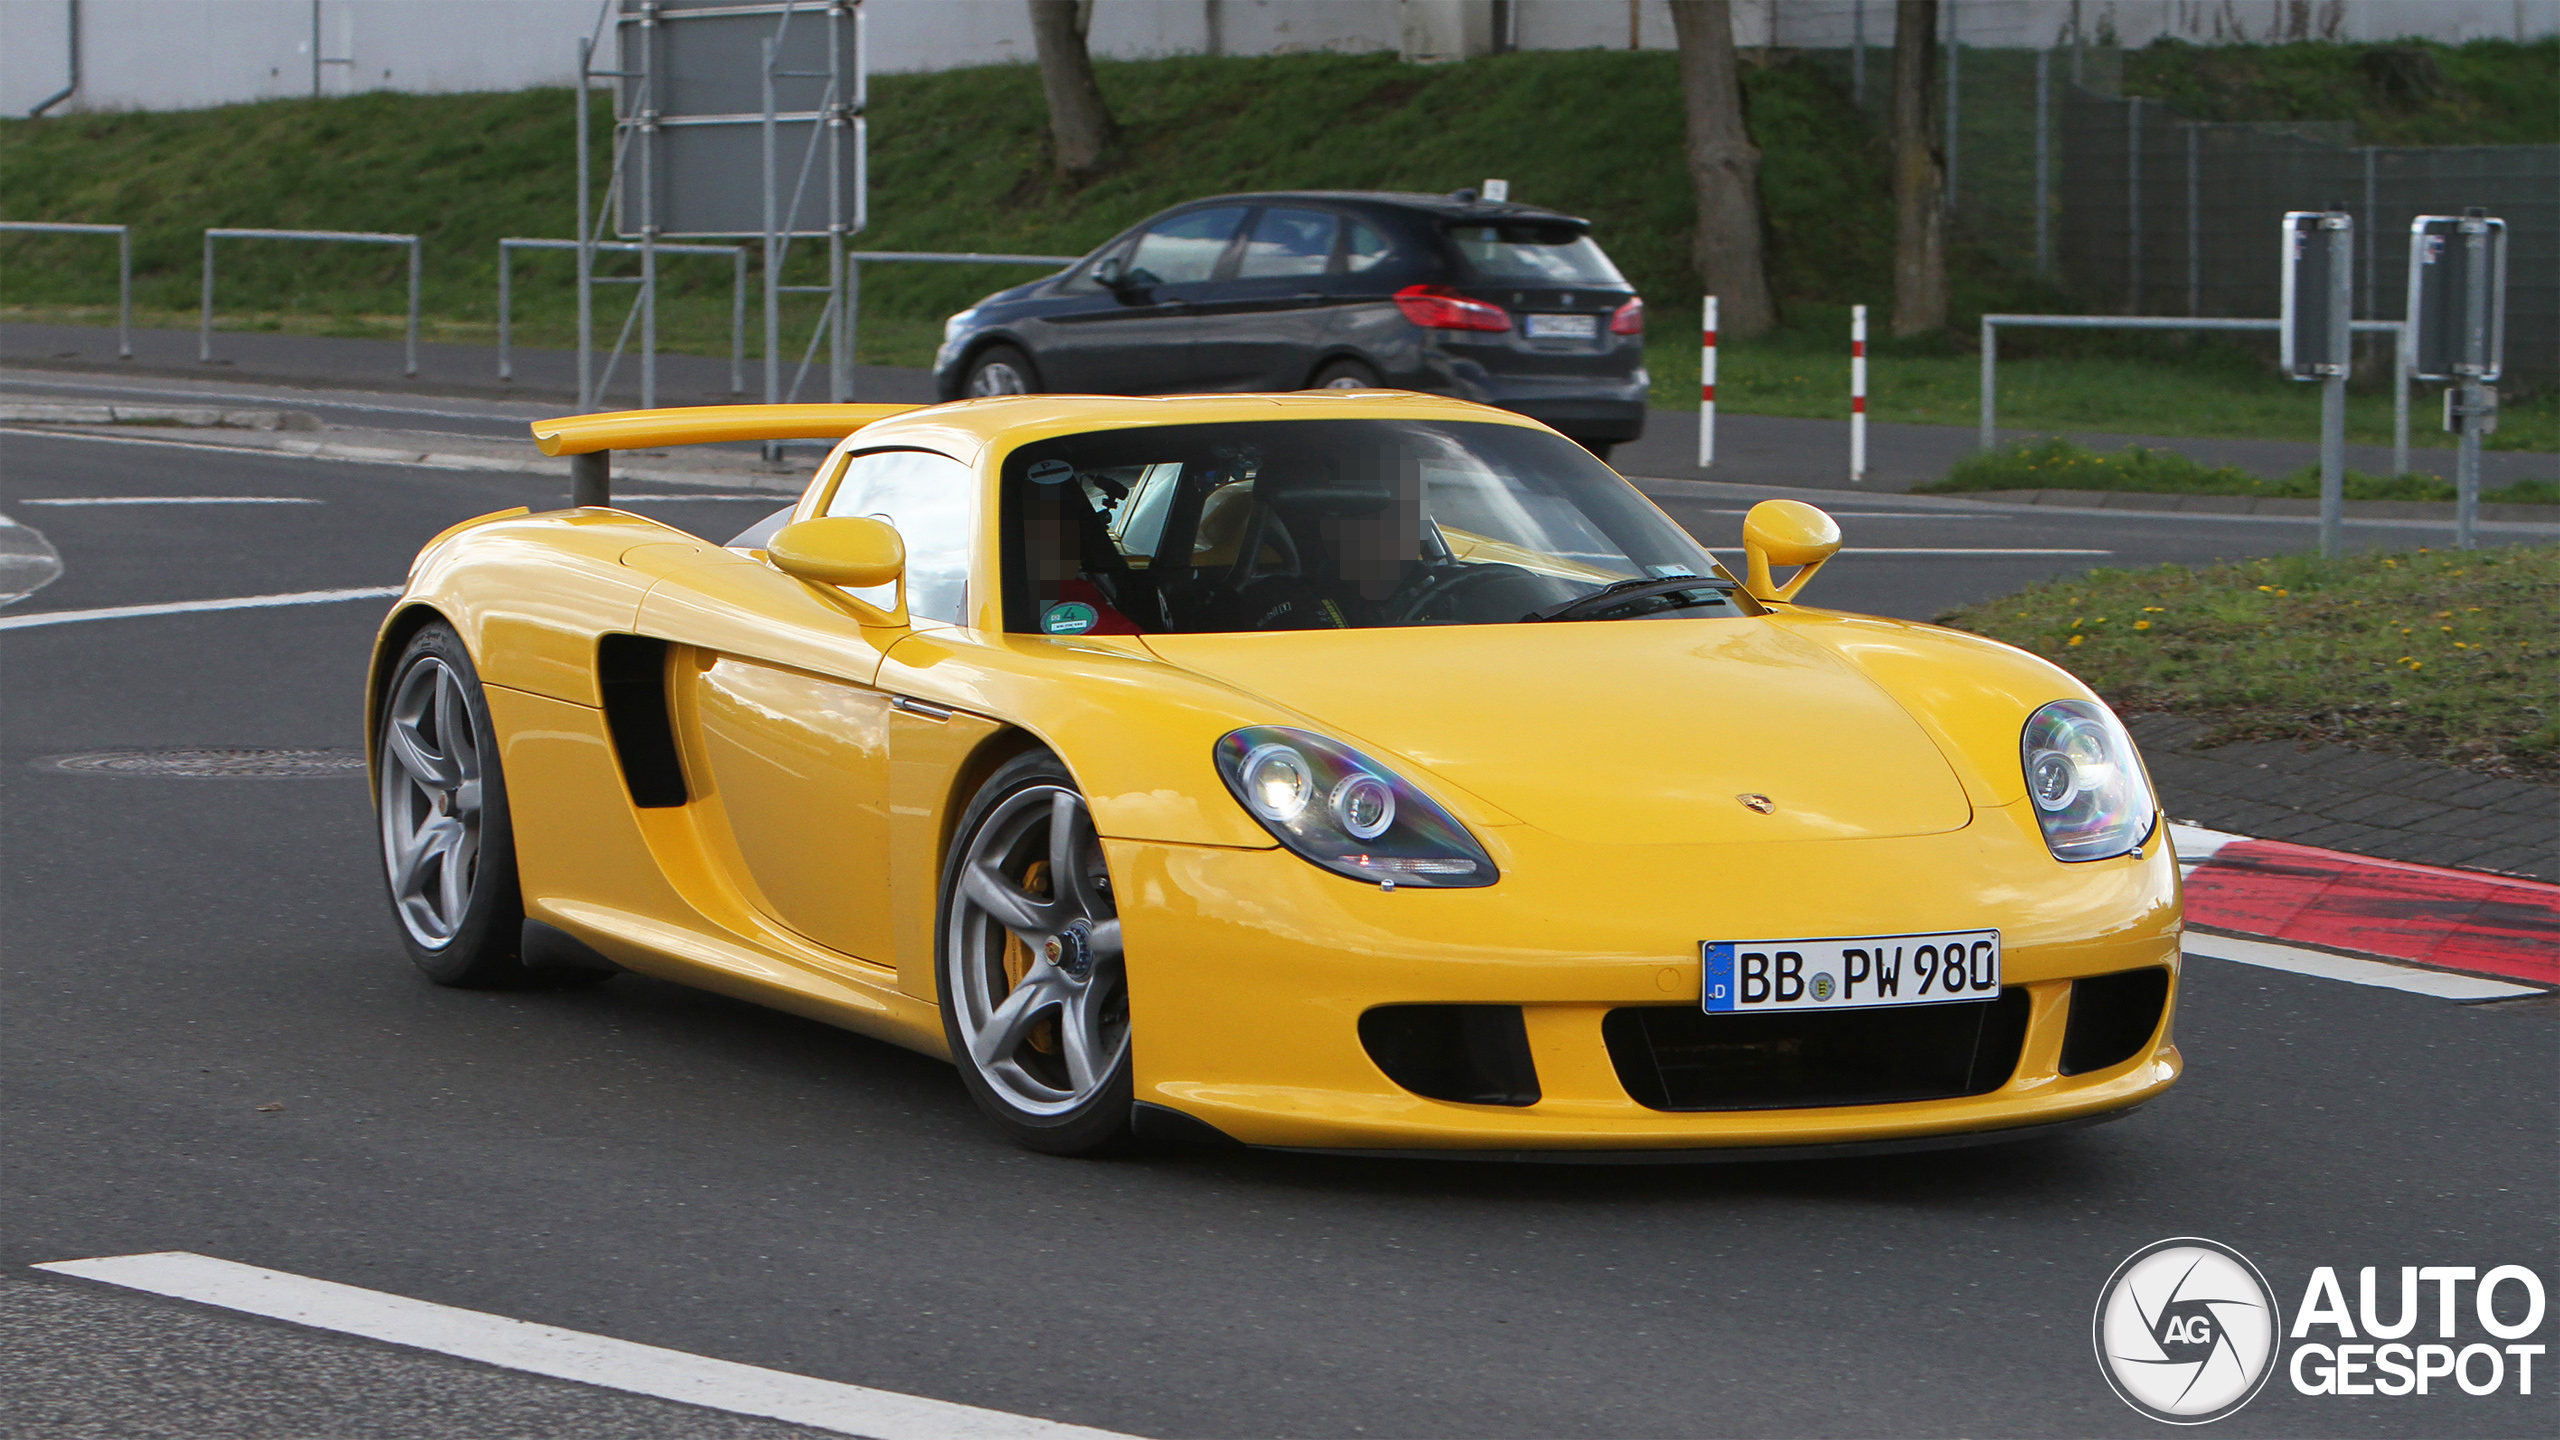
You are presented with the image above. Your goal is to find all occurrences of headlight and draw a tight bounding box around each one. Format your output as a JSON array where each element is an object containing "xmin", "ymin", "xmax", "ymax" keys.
[
  {"xmin": 1214, "ymin": 727, "xmax": 1496, "ymax": 888},
  {"xmin": 942, "ymin": 309, "xmax": 976, "ymax": 344},
  {"xmin": 2020, "ymin": 699, "xmax": 2155, "ymax": 861}
]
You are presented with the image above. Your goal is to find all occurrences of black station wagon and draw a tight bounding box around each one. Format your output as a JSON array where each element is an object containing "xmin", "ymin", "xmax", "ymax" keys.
[{"xmin": 932, "ymin": 190, "xmax": 1649, "ymax": 457}]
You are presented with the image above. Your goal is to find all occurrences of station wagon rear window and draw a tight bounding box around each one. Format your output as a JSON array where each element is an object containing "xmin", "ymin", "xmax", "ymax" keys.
[{"xmin": 1446, "ymin": 224, "xmax": 1627, "ymax": 286}]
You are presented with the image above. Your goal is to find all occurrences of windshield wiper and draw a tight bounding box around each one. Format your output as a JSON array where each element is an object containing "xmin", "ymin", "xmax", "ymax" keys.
[{"xmin": 1522, "ymin": 575, "xmax": 1738, "ymax": 623}]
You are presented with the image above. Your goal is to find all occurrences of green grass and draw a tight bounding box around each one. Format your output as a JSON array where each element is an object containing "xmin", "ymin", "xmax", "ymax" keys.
[
  {"xmin": 1938, "ymin": 546, "xmax": 2560, "ymax": 779},
  {"xmin": 1916, "ymin": 436, "xmax": 2559, "ymax": 503},
  {"xmin": 2, "ymin": 43, "xmax": 2551, "ymax": 450},
  {"xmin": 2124, "ymin": 37, "xmax": 2560, "ymax": 146}
]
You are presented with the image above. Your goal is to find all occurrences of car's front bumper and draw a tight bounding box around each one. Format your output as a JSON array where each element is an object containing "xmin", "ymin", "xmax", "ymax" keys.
[{"xmin": 1108, "ymin": 799, "xmax": 2182, "ymax": 1153}]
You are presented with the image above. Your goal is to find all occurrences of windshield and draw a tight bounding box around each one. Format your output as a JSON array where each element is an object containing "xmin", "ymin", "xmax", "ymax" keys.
[
  {"xmin": 1445, "ymin": 223, "xmax": 1626, "ymax": 286},
  {"xmin": 1003, "ymin": 419, "xmax": 1735, "ymax": 635}
]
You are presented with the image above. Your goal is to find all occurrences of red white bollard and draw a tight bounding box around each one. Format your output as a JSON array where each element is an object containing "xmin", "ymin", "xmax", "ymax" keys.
[
  {"xmin": 1698, "ymin": 295, "xmax": 1717, "ymax": 468},
  {"xmin": 1850, "ymin": 304, "xmax": 1868, "ymax": 483}
]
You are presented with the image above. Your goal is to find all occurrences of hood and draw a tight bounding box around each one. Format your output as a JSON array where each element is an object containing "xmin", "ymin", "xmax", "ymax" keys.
[{"xmin": 1144, "ymin": 620, "xmax": 1973, "ymax": 846}]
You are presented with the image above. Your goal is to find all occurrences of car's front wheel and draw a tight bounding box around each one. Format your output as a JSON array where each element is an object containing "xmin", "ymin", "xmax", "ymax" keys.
[
  {"xmin": 939, "ymin": 751, "xmax": 1132, "ymax": 1154},
  {"xmin": 1309, "ymin": 358, "xmax": 1381, "ymax": 390}
]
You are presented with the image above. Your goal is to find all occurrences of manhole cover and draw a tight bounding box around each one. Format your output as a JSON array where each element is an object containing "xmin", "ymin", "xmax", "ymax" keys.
[{"xmin": 36, "ymin": 747, "xmax": 367, "ymax": 779}]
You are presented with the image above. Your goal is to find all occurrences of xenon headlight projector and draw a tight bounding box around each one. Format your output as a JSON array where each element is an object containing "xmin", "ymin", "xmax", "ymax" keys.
[{"xmin": 1214, "ymin": 726, "xmax": 1497, "ymax": 888}]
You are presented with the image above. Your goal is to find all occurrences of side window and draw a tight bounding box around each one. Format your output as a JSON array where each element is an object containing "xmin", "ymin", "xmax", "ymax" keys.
[
  {"xmin": 1124, "ymin": 206, "xmax": 1248, "ymax": 287},
  {"xmin": 823, "ymin": 449, "xmax": 975, "ymax": 625},
  {"xmin": 1346, "ymin": 218, "xmax": 1397, "ymax": 274},
  {"xmin": 1237, "ymin": 208, "xmax": 1340, "ymax": 279}
]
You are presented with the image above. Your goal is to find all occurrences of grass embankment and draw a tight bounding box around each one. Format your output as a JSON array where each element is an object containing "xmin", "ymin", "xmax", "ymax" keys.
[
  {"xmin": 1, "ymin": 41, "xmax": 2550, "ymax": 450},
  {"xmin": 1940, "ymin": 547, "xmax": 2560, "ymax": 779},
  {"xmin": 1919, "ymin": 437, "xmax": 2559, "ymax": 504}
]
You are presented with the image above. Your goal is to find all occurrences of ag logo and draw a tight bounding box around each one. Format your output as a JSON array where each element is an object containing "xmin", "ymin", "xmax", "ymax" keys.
[{"xmin": 2094, "ymin": 1237, "xmax": 2281, "ymax": 1424}]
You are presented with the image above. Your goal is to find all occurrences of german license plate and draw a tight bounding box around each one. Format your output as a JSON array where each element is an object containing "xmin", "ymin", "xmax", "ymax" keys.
[
  {"xmin": 1701, "ymin": 931, "xmax": 2001, "ymax": 1013},
  {"xmin": 1524, "ymin": 312, "xmax": 1598, "ymax": 339}
]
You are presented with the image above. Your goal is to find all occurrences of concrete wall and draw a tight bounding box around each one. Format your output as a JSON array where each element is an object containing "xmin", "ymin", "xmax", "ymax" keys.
[{"xmin": 8, "ymin": 0, "xmax": 2556, "ymax": 118}]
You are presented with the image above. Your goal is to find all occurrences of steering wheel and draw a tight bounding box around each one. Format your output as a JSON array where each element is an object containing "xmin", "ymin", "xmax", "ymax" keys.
[
  {"xmin": 1383, "ymin": 562, "xmax": 1546, "ymax": 625},
  {"xmin": 1217, "ymin": 509, "xmax": 1302, "ymax": 595}
]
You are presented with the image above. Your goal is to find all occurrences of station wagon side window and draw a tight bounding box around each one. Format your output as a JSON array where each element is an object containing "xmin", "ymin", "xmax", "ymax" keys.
[
  {"xmin": 1236, "ymin": 208, "xmax": 1341, "ymax": 279},
  {"xmin": 1345, "ymin": 218, "xmax": 1398, "ymax": 274},
  {"xmin": 823, "ymin": 448, "xmax": 975, "ymax": 625},
  {"xmin": 1123, "ymin": 207, "xmax": 1248, "ymax": 287}
]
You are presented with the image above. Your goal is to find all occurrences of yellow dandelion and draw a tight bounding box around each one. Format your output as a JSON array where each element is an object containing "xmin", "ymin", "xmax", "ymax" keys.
[
  {"xmin": 2135, "ymin": 620, "xmax": 2153, "ymax": 631},
  {"xmin": 2256, "ymin": 585, "xmax": 2275, "ymax": 593},
  {"xmin": 2067, "ymin": 634, "xmax": 2085, "ymax": 647}
]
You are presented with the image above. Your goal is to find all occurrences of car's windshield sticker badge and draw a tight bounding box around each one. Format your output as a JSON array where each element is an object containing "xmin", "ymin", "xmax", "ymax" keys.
[
  {"xmin": 1041, "ymin": 601, "xmax": 1099, "ymax": 635},
  {"xmin": 1027, "ymin": 458, "xmax": 1075, "ymax": 486}
]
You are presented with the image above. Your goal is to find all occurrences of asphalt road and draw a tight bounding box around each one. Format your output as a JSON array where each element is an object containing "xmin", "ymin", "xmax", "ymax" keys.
[{"xmin": 2, "ymin": 423, "xmax": 2553, "ymax": 1439}]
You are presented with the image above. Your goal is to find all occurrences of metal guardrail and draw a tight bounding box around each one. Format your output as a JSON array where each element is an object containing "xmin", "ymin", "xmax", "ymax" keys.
[
  {"xmin": 501, "ymin": 238, "xmax": 749, "ymax": 397},
  {"xmin": 850, "ymin": 250, "xmax": 1077, "ymax": 266},
  {"xmin": 201, "ymin": 228, "xmax": 421, "ymax": 376},
  {"xmin": 0, "ymin": 221, "xmax": 131, "ymax": 359},
  {"xmin": 1979, "ymin": 313, "xmax": 2411, "ymax": 477}
]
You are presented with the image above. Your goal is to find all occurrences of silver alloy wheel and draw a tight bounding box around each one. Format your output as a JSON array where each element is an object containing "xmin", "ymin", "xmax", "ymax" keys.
[
  {"xmin": 377, "ymin": 654, "xmax": 483, "ymax": 949},
  {"xmin": 947, "ymin": 784, "xmax": 1127, "ymax": 1117},
  {"xmin": 1321, "ymin": 374, "xmax": 1370, "ymax": 389},
  {"xmin": 967, "ymin": 361, "xmax": 1028, "ymax": 396}
]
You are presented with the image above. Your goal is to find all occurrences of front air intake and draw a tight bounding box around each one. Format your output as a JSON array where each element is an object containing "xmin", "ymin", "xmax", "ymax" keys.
[
  {"xmin": 1603, "ymin": 990, "xmax": 2030, "ymax": 1111},
  {"xmin": 2059, "ymin": 968, "xmax": 2172, "ymax": 1076},
  {"xmin": 1358, "ymin": 1005, "xmax": 1541, "ymax": 1107}
]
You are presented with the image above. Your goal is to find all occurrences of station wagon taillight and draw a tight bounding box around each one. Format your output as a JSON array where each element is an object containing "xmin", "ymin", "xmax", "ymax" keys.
[
  {"xmin": 1610, "ymin": 296, "xmax": 1645, "ymax": 335},
  {"xmin": 1393, "ymin": 284, "xmax": 1512, "ymax": 332}
]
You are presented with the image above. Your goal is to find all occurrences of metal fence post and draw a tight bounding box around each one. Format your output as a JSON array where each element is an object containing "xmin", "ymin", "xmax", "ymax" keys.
[
  {"xmin": 2318, "ymin": 214, "xmax": 2352, "ymax": 559},
  {"xmin": 2033, "ymin": 49, "xmax": 2051, "ymax": 277},
  {"xmin": 1979, "ymin": 316, "xmax": 1997, "ymax": 452},
  {"xmin": 2126, "ymin": 96, "xmax": 2143, "ymax": 313},
  {"xmin": 732, "ymin": 245, "xmax": 748, "ymax": 395},
  {"xmin": 2455, "ymin": 217, "xmax": 2490, "ymax": 550},
  {"xmin": 1698, "ymin": 295, "xmax": 1717, "ymax": 468},
  {"xmin": 2392, "ymin": 321, "xmax": 2409, "ymax": 478},
  {"xmin": 498, "ymin": 241, "xmax": 514, "ymax": 380},
  {"xmin": 199, "ymin": 231, "xmax": 216, "ymax": 363},
  {"xmin": 405, "ymin": 237, "xmax": 421, "ymax": 378},
  {"xmin": 116, "ymin": 226, "xmax": 132, "ymax": 359},
  {"xmin": 575, "ymin": 36, "xmax": 594, "ymax": 411},
  {"xmin": 1850, "ymin": 304, "xmax": 1868, "ymax": 483}
]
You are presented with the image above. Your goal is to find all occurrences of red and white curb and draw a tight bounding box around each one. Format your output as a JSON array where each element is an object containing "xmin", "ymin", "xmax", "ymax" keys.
[{"xmin": 2171, "ymin": 823, "xmax": 2555, "ymax": 1002}]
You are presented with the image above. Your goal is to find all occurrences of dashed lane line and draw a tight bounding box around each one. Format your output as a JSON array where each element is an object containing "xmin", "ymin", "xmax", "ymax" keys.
[
  {"xmin": 20, "ymin": 495, "xmax": 323, "ymax": 505},
  {"xmin": 34, "ymin": 1253, "xmax": 1137, "ymax": 1440},
  {"xmin": 1701, "ymin": 546, "xmax": 2113, "ymax": 556},
  {"xmin": 0, "ymin": 585, "xmax": 400, "ymax": 632}
]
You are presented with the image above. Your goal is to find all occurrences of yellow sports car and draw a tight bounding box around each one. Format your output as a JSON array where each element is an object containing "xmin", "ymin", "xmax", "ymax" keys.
[{"xmin": 370, "ymin": 392, "xmax": 2180, "ymax": 1158}]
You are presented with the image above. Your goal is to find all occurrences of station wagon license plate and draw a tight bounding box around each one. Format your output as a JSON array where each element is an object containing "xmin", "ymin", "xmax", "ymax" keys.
[
  {"xmin": 1524, "ymin": 312, "xmax": 1598, "ymax": 339},
  {"xmin": 1701, "ymin": 931, "xmax": 2001, "ymax": 1013}
]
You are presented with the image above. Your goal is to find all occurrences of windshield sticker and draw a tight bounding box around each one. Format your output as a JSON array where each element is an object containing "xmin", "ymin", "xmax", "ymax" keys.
[
  {"xmin": 1028, "ymin": 459, "xmax": 1075, "ymax": 486},
  {"xmin": 1041, "ymin": 601, "xmax": 1099, "ymax": 635}
]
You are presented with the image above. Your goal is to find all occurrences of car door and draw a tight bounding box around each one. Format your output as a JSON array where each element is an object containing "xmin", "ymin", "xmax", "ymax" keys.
[
  {"xmin": 1190, "ymin": 205, "xmax": 1346, "ymax": 390},
  {"xmin": 635, "ymin": 447, "xmax": 977, "ymax": 970},
  {"xmin": 1033, "ymin": 205, "xmax": 1247, "ymax": 393}
]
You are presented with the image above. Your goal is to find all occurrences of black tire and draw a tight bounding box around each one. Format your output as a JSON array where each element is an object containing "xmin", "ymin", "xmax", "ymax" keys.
[
  {"xmin": 963, "ymin": 343, "xmax": 1040, "ymax": 397},
  {"xmin": 1308, "ymin": 357, "xmax": 1382, "ymax": 390},
  {"xmin": 937, "ymin": 751, "xmax": 1134, "ymax": 1155},
  {"xmin": 375, "ymin": 622, "xmax": 607, "ymax": 989}
]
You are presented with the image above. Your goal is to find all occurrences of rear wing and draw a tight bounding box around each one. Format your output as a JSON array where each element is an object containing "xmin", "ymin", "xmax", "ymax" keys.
[{"xmin": 530, "ymin": 403, "xmax": 926, "ymax": 506}]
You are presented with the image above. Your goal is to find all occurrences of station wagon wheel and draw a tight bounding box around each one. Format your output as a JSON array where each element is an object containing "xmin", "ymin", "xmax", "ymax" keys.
[
  {"xmin": 964, "ymin": 344, "xmax": 1037, "ymax": 397},
  {"xmin": 1309, "ymin": 358, "xmax": 1380, "ymax": 390},
  {"xmin": 375, "ymin": 621, "xmax": 534, "ymax": 987},
  {"xmin": 940, "ymin": 752, "xmax": 1133, "ymax": 1154}
]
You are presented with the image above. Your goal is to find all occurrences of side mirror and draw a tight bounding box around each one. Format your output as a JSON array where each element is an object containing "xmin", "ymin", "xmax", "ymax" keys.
[
  {"xmin": 1740, "ymin": 500, "xmax": 1841, "ymax": 603},
  {"xmin": 767, "ymin": 516, "xmax": 908, "ymax": 626},
  {"xmin": 1092, "ymin": 255, "xmax": 1126, "ymax": 291}
]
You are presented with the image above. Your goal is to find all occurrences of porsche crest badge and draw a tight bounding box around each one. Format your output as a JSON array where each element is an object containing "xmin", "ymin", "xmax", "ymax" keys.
[{"xmin": 1737, "ymin": 793, "xmax": 1775, "ymax": 814}]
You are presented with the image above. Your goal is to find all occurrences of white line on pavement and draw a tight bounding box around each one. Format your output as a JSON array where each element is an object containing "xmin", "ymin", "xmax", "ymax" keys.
[
  {"xmin": 1688, "ymin": 509, "xmax": 2013, "ymax": 519},
  {"xmin": 611, "ymin": 493, "xmax": 786, "ymax": 503},
  {"xmin": 1, "ymin": 372, "xmax": 550, "ymax": 424},
  {"xmin": 20, "ymin": 495, "xmax": 323, "ymax": 506},
  {"xmin": 33, "ymin": 1253, "xmax": 1135, "ymax": 1440},
  {"xmin": 1701, "ymin": 546, "xmax": 2113, "ymax": 556},
  {"xmin": 2183, "ymin": 931, "xmax": 2539, "ymax": 1002},
  {"xmin": 0, "ymin": 425, "xmax": 490, "ymax": 472},
  {"xmin": 0, "ymin": 585, "xmax": 399, "ymax": 631}
]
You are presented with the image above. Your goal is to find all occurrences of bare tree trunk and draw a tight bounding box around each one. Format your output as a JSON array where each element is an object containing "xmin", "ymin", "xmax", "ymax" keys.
[
  {"xmin": 1029, "ymin": 0, "xmax": 1118, "ymax": 179},
  {"xmin": 1889, "ymin": 0, "xmax": 1948, "ymax": 336},
  {"xmin": 1669, "ymin": 2, "xmax": 1776, "ymax": 338}
]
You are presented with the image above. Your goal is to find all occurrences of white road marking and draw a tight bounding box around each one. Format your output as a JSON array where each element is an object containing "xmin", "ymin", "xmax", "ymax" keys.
[
  {"xmin": 20, "ymin": 495, "xmax": 323, "ymax": 506},
  {"xmin": 2167, "ymin": 822, "xmax": 2247, "ymax": 870},
  {"xmin": 0, "ymin": 585, "xmax": 399, "ymax": 632},
  {"xmin": 1, "ymin": 372, "xmax": 549, "ymax": 424},
  {"xmin": 2182, "ymin": 930, "xmax": 2538, "ymax": 1002},
  {"xmin": 34, "ymin": 1253, "xmax": 1135, "ymax": 1440},
  {"xmin": 0, "ymin": 508, "xmax": 67, "ymax": 608},
  {"xmin": 612, "ymin": 493, "xmax": 785, "ymax": 502},
  {"xmin": 1688, "ymin": 509, "xmax": 2012, "ymax": 519},
  {"xmin": 1701, "ymin": 546, "xmax": 2112, "ymax": 556},
  {"xmin": 0, "ymin": 424, "xmax": 490, "ymax": 472}
]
